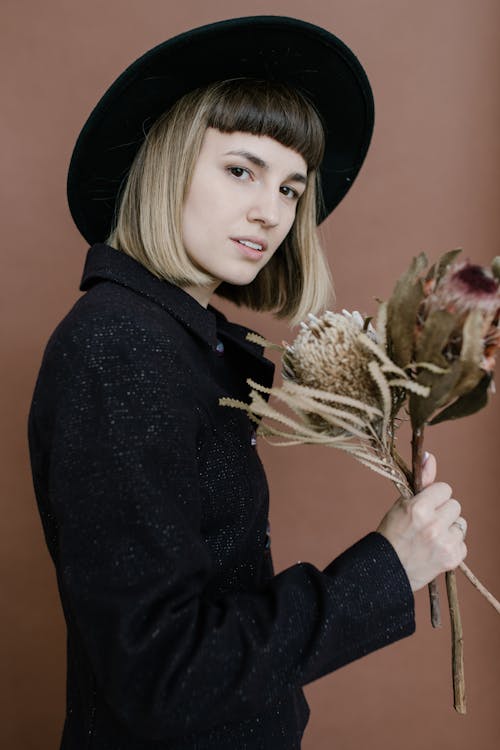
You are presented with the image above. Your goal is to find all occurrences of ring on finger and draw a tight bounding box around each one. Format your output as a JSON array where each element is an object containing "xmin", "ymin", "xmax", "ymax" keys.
[{"xmin": 451, "ymin": 517, "xmax": 467, "ymax": 539}]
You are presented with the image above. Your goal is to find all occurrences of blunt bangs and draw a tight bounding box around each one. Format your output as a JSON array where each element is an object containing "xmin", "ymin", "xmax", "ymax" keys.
[{"xmin": 206, "ymin": 79, "xmax": 325, "ymax": 171}]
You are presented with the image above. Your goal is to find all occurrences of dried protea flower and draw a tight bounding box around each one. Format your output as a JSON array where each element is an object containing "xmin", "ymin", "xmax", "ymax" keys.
[
  {"xmin": 424, "ymin": 261, "xmax": 499, "ymax": 316},
  {"xmin": 386, "ymin": 250, "xmax": 500, "ymax": 427},
  {"xmin": 421, "ymin": 261, "xmax": 500, "ymax": 372}
]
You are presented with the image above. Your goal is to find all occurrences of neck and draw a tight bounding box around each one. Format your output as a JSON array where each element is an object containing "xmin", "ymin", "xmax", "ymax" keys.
[{"xmin": 180, "ymin": 281, "xmax": 220, "ymax": 308}]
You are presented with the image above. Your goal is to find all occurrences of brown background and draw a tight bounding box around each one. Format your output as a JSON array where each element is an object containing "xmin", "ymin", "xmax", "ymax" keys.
[{"xmin": 3, "ymin": 0, "xmax": 499, "ymax": 747}]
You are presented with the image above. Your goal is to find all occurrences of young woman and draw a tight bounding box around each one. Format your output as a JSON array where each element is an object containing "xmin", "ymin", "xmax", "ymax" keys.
[{"xmin": 28, "ymin": 17, "xmax": 467, "ymax": 749}]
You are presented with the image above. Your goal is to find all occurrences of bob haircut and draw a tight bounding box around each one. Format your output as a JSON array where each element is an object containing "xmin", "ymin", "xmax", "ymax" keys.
[{"xmin": 106, "ymin": 79, "xmax": 335, "ymax": 327}]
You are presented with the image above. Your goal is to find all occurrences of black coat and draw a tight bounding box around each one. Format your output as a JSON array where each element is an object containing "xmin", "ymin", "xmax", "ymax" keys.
[{"xmin": 28, "ymin": 243, "xmax": 415, "ymax": 749}]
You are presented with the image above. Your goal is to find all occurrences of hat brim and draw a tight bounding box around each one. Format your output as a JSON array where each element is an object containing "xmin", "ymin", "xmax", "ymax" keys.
[{"xmin": 67, "ymin": 15, "xmax": 374, "ymax": 244}]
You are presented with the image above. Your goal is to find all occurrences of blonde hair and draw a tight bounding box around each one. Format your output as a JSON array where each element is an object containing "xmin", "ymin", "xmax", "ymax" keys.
[{"xmin": 107, "ymin": 79, "xmax": 335, "ymax": 327}]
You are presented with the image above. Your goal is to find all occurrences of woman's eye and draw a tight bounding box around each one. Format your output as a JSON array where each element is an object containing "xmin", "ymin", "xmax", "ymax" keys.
[
  {"xmin": 281, "ymin": 185, "xmax": 299, "ymax": 200},
  {"xmin": 228, "ymin": 166, "xmax": 251, "ymax": 179}
]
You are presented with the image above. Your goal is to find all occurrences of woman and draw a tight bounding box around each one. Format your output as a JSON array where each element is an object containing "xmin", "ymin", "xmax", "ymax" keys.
[{"xmin": 28, "ymin": 17, "xmax": 467, "ymax": 749}]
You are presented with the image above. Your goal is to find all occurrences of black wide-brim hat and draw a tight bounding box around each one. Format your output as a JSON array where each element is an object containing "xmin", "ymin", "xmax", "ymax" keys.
[{"xmin": 67, "ymin": 15, "xmax": 374, "ymax": 244}]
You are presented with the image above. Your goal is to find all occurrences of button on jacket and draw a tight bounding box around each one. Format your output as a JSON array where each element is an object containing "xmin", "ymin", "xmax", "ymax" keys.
[{"xmin": 28, "ymin": 244, "xmax": 415, "ymax": 749}]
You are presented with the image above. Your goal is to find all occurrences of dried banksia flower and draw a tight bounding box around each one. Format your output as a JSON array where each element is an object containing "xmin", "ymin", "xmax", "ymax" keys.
[
  {"xmin": 283, "ymin": 312, "xmax": 381, "ymax": 417},
  {"xmin": 220, "ymin": 309, "xmax": 424, "ymax": 489},
  {"xmin": 279, "ymin": 310, "xmax": 423, "ymax": 440}
]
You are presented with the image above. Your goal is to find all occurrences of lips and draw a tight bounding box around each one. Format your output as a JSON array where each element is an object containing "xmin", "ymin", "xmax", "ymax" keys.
[{"xmin": 231, "ymin": 236, "xmax": 267, "ymax": 252}]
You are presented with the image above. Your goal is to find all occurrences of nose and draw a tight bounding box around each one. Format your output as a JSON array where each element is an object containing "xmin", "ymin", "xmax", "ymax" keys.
[{"xmin": 247, "ymin": 188, "xmax": 280, "ymax": 228}]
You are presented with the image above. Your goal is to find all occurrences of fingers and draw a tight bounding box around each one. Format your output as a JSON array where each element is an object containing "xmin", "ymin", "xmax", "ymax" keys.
[
  {"xmin": 445, "ymin": 529, "xmax": 468, "ymax": 571},
  {"xmin": 448, "ymin": 520, "xmax": 468, "ymax": 568},
  {"xmin": 411, "ymin": 481, "xmax": 452, "ymax": 512},
  {"xmin": 411, "ymin": 489, "xmax": 461, "ymax": 534},
  {"xmin": 421, "ymin": 451, "xmax": 437, "ymax": 488},
  {"xmin": 437, "ymin": 498, "xmax": 462, "ymax": 529},
  {"xmin": 450, "ymin": 516, "xmax": 468, "ymax": 540},
  {"xmin": 420, "ymin": 499, "xmax": 467, "ymax": 571},
  {"xmin": 410, "ymin": 487, "xmax": 467, "ymax": 570},
  {"xmin": 379, "ymin": 462, "xmax": 468, "ymax": 589},
  {"xmin": 416, "ymin": 455, "xmax": 464, "ymax": 532}
]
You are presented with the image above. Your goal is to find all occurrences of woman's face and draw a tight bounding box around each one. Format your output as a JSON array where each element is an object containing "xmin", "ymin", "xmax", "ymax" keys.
[{"xmin": 181, "ymin": 127, "xmax": 308, "ymax": 307}]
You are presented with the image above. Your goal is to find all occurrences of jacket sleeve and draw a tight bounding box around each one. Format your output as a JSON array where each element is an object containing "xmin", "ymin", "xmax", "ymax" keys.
[{"xmin": 29, "ymin": 320, "xmax": 415, "ymax": 742}]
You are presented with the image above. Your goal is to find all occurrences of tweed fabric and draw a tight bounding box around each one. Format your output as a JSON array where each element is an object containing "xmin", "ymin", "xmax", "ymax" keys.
[{"xmin": 28, "ymin": 244, "xmax": 415, "ymax": 749}]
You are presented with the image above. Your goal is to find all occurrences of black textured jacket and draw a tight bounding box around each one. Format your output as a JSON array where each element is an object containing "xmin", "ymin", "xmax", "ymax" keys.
[{"xmin": 28, "ymin": 244, "xmax": 415, "ymax": 749}]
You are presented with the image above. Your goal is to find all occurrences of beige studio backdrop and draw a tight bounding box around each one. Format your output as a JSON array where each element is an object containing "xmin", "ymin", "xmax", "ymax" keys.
[{"xmin": 2, "ymin": 0, "xmax": 500, "ymax": 748}]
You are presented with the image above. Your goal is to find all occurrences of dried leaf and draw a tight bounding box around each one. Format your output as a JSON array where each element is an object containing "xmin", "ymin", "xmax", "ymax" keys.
[
  {"xmin": 429, "ymin": 374, "xmax": 492, "ymax": 424},
  {"xmin": 246, "ymin": 390, "xmax": 324, "ymax": 438},
  {"xmin": 461, "ymin": 309, "xmax": 486, "ymax": 365},
  {"xmin": 353, "ymin": 454, "xmax": 410, "ymax": 485},
  {"xmin": 244, "ymin": 379, "xmax": 381, "ymax": 440},
  {"xmin": 387, "ymin": 378, "xmax": 430, "ymax": 396},
  {"xmin": 218, "ymin": 397, "xmax": 262, "ymax": 425},
  {"xmin": 358, "ymin": 333, "xmax": 408, "ymax": 377},
  {"xmin": 426, "ymin": 248, "xmax": 462, "ymax": 285},
  {"xmin": 368, "ymin": 360, "xmax": 391, "ymax": 440},
  {"xmin": 406, "ymin": 309, "xmax": 458, "ymax": 427},
  {"xmin": 245, "ymin": 332, "xmax": 284, "ymax": 351},
  {"xmin": 414, "ymin": 309, "xmax": 456, "ymax": 368},
  {"xmin": 246, "ymin": 377, "xmax": 273, "ymax": 395},
  {"xmin": 409, "ymin": 361, "xmax": 450, "ymax": 374},
  {"xmin": 279, "ymin": 388, "xmax": 376, "ymax": 437},
  {"xmin": 375, "ymin": 300, "xmax": 388, "ymax": 350},
  {"xmin": 447, "ymin": 309, "xmax": 485, "ymax": 401},
  {"xmin": 387, "ymin": 253, "xmax": 428, "ymax": 367},
  {"xmin": 282, "ymin": 380, "xmax": 383, "ymax": 417},
  {"xmin": 492, "ymin": 256, "xmax": 500, "ymax": 281},
  {"xmin": 409, "ymin": 313, "xmax": 486, "ymax": 427},
  {"xmin": 409, "ymin": 360, "xmax": 462, "ymax": 428},
  {"xmin": 284, "ymin": 395, "xmax": 372, "ymax": 430}
]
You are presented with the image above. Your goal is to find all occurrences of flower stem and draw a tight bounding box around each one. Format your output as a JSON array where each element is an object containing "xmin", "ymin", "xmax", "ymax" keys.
[
  {"xmin": 459, "ymin": 562, "xmax": 500, "ymax": 614},
  {"xmin": 411, "ymin": 426, "xmax": 442, "ymax": 627},
  {"xmin": 428, "ymin": 579, "xmax": 442, "ymax": 628},
  {"xmin": 446, "ymin": 570, "xmax": 466, "ymax": 714}
]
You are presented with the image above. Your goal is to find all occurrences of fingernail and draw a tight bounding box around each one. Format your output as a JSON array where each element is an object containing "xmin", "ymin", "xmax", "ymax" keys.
[{"xmin": 423, "ymin": 451, "xmax": 430, "ymax": 464}]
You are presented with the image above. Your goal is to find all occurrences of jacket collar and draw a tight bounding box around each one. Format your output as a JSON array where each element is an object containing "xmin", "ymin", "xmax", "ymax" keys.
[
  {"xmin": 81, "ymin": 243, "xmax": 220, "ymax": 347},
  {"xmin": 80, "ymin": 244, "xmax": 275, "ymax": 386}
]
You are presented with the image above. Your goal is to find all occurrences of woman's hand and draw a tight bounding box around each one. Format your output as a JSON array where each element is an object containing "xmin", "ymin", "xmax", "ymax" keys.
[{"xmin": 376, "ymin": 453, "xmax": 467, "ymax": 592}]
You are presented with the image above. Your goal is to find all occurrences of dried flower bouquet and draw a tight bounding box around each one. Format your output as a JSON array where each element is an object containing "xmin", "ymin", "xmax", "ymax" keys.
[{"xmin": 220, "ymin": 249, "xmax": 500, "ymax": 713}]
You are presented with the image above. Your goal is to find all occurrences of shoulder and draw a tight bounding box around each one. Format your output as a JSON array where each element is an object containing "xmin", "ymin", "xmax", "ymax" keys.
[
  {"xmin": 35, "ymin": 282, "xmax": 201, "ymax": 406},
  {"xmin": 48, "ymin": 282, "xmax": 186, "ymax": 364}
]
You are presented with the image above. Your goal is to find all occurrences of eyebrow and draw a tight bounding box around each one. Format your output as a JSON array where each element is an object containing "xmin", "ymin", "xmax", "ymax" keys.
[{"xmin": 224, "ymin": 149, "xmax": 308, "ymax": 185}]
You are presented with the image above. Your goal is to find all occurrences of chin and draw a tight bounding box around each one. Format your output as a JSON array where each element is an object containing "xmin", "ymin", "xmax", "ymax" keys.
[
  {"xmin": 221, "ymin": 272, "xmax": 261, "ymax": 287},
  {"xmin": 228, "ymin": 262, "xmax": 267, "ymax": 285}
]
